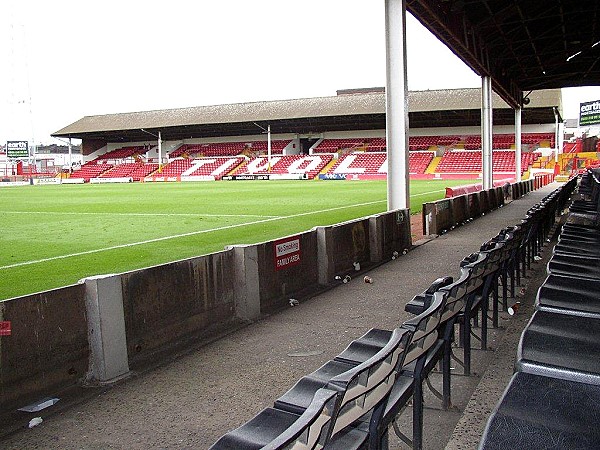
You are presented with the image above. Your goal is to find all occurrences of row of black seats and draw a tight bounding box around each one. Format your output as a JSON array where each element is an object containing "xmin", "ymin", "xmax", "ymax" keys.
[
  {"xmin": 480, "ymin": 171, "xmax": 597, "ymax": 449},
  {"xmin": 210, "ymin": 178, "xmax": 575, "ymax": 450}
]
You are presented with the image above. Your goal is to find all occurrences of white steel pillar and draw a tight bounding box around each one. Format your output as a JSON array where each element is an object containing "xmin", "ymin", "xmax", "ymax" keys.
[
  {"xmin": 481, "ymin": 76, "xmax": 493, "ymax": 189},
  {"xmin": 158, "ymin": 131, "xmax": 162, "ymax": 167},
  {"xmin": 515, "ymin": 106, "xmax": 522, "ymax": 182},
  {"xmin": 385, "ymin": 0, "xmax": 410, "ymax": 211},
  {"xmin": 554, "ymin": 107, "xmax": 561, "ymax": 163},
  {"xmin": 267, "ymin": 124, "xmax": 272, "ymax": 172},
  {"xmin": 68, "ymin": 137, "xmax": 73, "ymax": 171}
]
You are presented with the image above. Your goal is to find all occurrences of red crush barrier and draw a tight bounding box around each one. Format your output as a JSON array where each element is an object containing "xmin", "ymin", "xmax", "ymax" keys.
[{"xmin": 445, "ymin": 178, "xmax": 513, "ymax": 198}]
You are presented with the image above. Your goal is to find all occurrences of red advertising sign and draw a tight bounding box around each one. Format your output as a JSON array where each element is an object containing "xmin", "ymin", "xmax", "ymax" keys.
[
  {"xmin": 0, "ymin": 321, "xmax": 11, "ymax": 336},
  {"xmin": 274, "ymin": 236, "xmax": 301, "ymax": 271}
]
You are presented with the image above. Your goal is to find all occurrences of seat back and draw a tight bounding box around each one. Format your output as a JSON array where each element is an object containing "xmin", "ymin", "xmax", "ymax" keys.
[
  {"xmin": 264, "ymin": 388, "xmax": 340, "ymax": 450},
  {"xmin": 460, "ymin": 252, "xmax": 488, "ymax": 296},
  {"xmin": 439, "ymin": 267, "xmax": 471, "ymax": 324},
  {"xmin": 210, "ymin": 388, "xmax": 340, "ymax": 450},
  {"xmin": 401, "ymin": 291, "xmax": 446, "ymax": 366},
  {"xmin": 479, "ymin": 240, "xmax": 505, "ymax": 276},
  {"xmin": 326, "ymin": 328, "xmax": 412, "ymax": 436}
]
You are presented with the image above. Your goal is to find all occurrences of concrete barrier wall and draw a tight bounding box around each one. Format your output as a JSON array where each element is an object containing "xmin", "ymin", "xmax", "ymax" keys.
[
  {"xmin": 120, "ymin": 250, "xmax": 236, "ymax": 367},
  {"xmin": 424, "ymin": 178, "xmax": 554, "ymax": 236},
  {"xmin": 317, "ymin": 217, "xmax": 372, "ymax": 284},
  {"xmin": 452, "ymin": 195, "xmax": 468, "ymax": 225},
  {"xmin": 256, "ymin": 230, "xmax": 319, "ymax": 314},
  {"xmin": 422, "ymin": 197, "xmax": 455, "ymax": 235},
  {"xmin": 369, "ymin": 209, "xmax": 412, "ymax": 261},
  {"xmin": 423, "ymin": 183, "xmax": 516, "ymax": 236},
  {"xmin": 0, "ymin": 284, "xmax": 89, "ymax": 410}
]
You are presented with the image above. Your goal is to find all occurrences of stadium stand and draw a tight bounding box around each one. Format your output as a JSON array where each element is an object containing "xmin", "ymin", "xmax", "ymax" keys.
[
  {"xmin": 330, "ymin": 153, "xmax": 387, "ymax": 175},
  {"xmin": 99, "ymin": 163, "xmax": 159, "ymax": 181},
  {"xmin": 480, "ymin": 172, "xmax": 599, "ymax": 448},
  {"xmin": 327, "ymin": 151, "xmax": 435, "ymax": 176},
  {"xmin": 410, "ymin": 151, "xmax": 435, "ymax": 174},
  {"xmin": 69, "ymin": 162, "xmax": 114, "ymax": 182},
  {"xmin": 235, "ymin": 155, "xmax": 332, "ymax": 179},
  {"xmin": 155, "ymin": 157, "xmax": 245, "ymax": 180},
  {"xmin": 314, "ymin": 133, "xmax": 555, "ymax": 155},
  {"xmin": 95, "ymin": 146, "xmax": 149, "ymax": 161},
  {"xmin": 169, "ymin": 140, "xmax": 291, "ymax": 158},
  {"xmin": 408, "ymin": 135, "xmax": 471, "ymax": 150},
  {"xmin": 435, "ymin": 150, "xmax": 540, "ymax": 174},
  {"xmin": 312, "ymin": 138, "xmax": 367, "ymax": 153},
  {"xmin": 367, "ymin": 137, "xmax": 386, "ymax": 151}
]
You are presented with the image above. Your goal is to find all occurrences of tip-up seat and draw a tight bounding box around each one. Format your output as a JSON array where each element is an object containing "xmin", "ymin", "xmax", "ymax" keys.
[
  {"xmin": 479, "ymin": 372, "xmax": 600, "ymax": 449},
  {"xmin": 536, "ymin": 273, "xmax": 600, "ymax": 318},
  {"xmin": 516, "ymin": 310, "xmax": 600, "ymax": 385}
]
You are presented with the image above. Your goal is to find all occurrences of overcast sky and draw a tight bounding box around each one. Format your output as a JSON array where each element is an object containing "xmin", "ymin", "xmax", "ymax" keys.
[{"xmin": 1, "ymin": 0, "xmax": 599, "ymax": 145}]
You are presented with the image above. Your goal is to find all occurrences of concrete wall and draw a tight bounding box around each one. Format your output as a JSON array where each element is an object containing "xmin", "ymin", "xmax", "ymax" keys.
[
  {"xmin": 317, "ymin": 218, "xmax": 372, "ymax": 284},
  {"xmin": 120, "ymin": 250, "xmax": 236, "ymax": 367},
  {"xmin": 422, "ymin": 186, "xmax": 507, "ymax": 235},
  {"xmin": 422, "ymin": 179, "xmax": 548, "ymax": 236},
  {"xmin": 256, "ymin": 231, "xmax": 319, "ymax": 314},
  {"xmin": 0, "ymin": 284, "xmax": 89, "ymax": 410},
  {"xmin": 369, "ymin": 209, "xmax": 412, "ymax": 262}
]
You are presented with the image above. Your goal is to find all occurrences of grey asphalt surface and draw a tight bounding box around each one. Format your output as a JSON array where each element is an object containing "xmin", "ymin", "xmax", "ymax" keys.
[{"xmin": 0, "ymin": 184, "xmax": 560, "ymax": 449}]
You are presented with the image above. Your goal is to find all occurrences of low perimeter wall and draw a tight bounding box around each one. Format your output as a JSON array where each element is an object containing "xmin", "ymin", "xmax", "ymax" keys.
[
  {"xmin": 422, "ymin": 177, "xmax": 554, "ymax": 236},
  {"xmin": 0, "ymin": 209, "xmax": 411, "ymax": 411}
]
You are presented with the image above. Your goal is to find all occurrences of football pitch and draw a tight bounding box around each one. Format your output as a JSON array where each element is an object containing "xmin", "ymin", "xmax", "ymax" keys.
[{"xmin": 0, "ymin": 179, "xmax": 472, "ymax": 301}]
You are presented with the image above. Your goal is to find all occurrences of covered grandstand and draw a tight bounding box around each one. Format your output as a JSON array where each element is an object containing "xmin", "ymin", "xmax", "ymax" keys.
[{"xmin": 50, "ymin": 87, "xmax": 562, "ymax": 183}]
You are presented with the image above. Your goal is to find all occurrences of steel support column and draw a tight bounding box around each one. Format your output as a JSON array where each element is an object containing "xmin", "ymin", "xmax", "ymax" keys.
[
  {"xmin": 385, "ymin": 0, "xmax": 410, "ymax": 211},
  {"xmin": 481, "ymin": 76, "xmax": 493, "ymax": 189},
  {"xmin": 515, "ymin": 106, "xmax": 522, "ymax": 182}
]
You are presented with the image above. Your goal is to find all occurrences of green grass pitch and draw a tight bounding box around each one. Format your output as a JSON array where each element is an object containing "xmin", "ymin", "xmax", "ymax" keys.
[{"xmin": 0, "ymin": 179, "xmax": 472, "ymax": 301}]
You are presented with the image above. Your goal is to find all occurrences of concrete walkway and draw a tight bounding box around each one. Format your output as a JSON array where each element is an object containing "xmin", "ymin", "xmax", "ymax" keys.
[{"xmin": 1, "ymin": 184, "xmax": 560, "ymax": 449}]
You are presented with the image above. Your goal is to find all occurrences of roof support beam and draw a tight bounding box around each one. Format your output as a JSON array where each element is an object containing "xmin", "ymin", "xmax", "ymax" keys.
[
  {"xmin": 385, "ymin": 0, "xmax": 410, "ymax": 211},
  {"xmin": 407, "ymin": 0, "xmax": 522, "ymax": 108}
]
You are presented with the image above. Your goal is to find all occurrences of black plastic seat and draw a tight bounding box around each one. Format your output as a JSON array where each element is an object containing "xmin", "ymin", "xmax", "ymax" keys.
[
  {"xmin": 516, "ymin": 310, "xmax": 600, "ymax": 385},
  {"xmin": 209, "ymin": 388, "xmax": 339, "ymax": 450},
  {"xmin": 553, "ymin": 239, "xmax": 600, "ymax": 257},
  {"xmin": 335, "ymin": 292, "xmax": 446, "ymax": 450},
  {"xmin": 536, "ymin": 273, "xmax": 600, "ymax": 318},
  {"xmin": 274, "ymin": 359, "xmax": 357, "ymax": 415},
  {"xmin": 558, "ymin": 229, "xmax": 600, "ymax": 242},
  {"xmin": 479, "ymin": 372, "xmax": 600, "ymax": 449},
  {"xmin": 455, "ymin": 252, "xmax": 489, "ymax": 376},
  {"xmin": 403, "ymin": 276, "xmax": 453, "ymax": 315},
  {"xmin": 561, "ymin": 222, "xmax": 600, "ymax": 235},
  {"xmin": 547, "ymin": 253, "xmax": 600, "ymax": 280}
]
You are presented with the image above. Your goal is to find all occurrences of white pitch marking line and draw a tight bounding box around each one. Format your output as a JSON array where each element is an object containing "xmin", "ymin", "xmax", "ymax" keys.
[
  {"xmin": 0, "ymin": 211, "xmax": 280, "ymax": 219},
  {"xmin": 0, "ymin": 199, "xmax": 385, "ymax": 270}
]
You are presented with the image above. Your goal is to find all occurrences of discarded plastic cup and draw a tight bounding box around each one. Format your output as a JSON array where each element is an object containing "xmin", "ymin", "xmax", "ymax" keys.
[
  {"xmin": 363, "ymin": 276, "xmax": 373, "ymax": 284},
  {"xmin": 334, "ymin": 275, "xmax": 342, "ymax": 281},
  {"xmin": 508, "ymin": 302, "xmax": 521, "ymax": 315},
  {"xmin": 28, "ymin": 417, "xmax": 43, "ymax": 428},
  {"xmin": 343, "ymin": 275, "xmax": 351, "ymax": 283}
]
